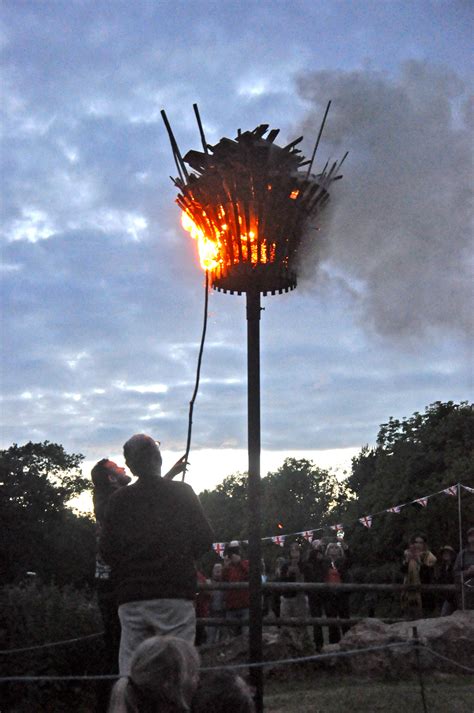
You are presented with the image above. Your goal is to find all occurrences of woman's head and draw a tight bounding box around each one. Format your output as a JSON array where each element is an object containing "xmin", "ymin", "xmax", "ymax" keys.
[
  {"xmin": 108, "ymin": 636, "xmax": 200, "ymax": 713},
  {"xmin": 289, "ymin": 542, "xmax": 301, "ymax": 560},
  {"xmin": 274, "ymin": 556, "xmax": 285, "ymax": 575},
  {"xmin": 410, "ymin": 533, "xmax": 428, "ymax": 552}
]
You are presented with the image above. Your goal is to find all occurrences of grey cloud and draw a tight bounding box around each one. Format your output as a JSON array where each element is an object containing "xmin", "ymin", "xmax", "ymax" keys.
[{"xmin": 296, "ymin": 61, "xmax": 473, "ymax": 339}]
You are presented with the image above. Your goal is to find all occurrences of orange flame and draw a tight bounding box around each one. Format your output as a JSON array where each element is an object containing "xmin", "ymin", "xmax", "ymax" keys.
[
  {"xmin": 180, "ymin": 206, "xmax": 277, "ymax": 272},
  {"xmin": 181, "ymin": 211, "xmax": 220, "ymax": 271}
]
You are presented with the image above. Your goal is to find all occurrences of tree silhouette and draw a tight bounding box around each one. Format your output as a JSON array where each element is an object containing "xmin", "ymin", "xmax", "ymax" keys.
[{"xmin": 0, "ymin": 441, "xmax": 95, "ymax": 585}]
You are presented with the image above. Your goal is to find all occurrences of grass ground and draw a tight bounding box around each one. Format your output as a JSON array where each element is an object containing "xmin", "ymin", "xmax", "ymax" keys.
[
  {"xmin": 264, "ymin": 674, "xmax": 474, "ymax": 713},
  {"xmin": 4, "ymin": 674, "xmax": 473, "ymax": 712}
]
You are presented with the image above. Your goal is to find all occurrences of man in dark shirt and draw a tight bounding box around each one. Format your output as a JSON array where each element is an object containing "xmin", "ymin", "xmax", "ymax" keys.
[
  {"xmin": 303, "ymin": 539, "xmax": 328, "ymax": 651},
  {"xmin": 100, "ymin": 433, "xmax": 214, "ymax": 674}
]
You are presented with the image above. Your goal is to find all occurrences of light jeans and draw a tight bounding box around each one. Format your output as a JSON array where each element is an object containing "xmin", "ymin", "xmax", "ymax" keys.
[
  {"xmin": 207, "ymin": 613, "xmax": 227, "ymax": 644},
  {"xmin": 280, "ymin": 594, "xmax": 310, "ymax": 649},
  {"xmin": 118, "ymin": 598, "xmax": 196, "ymax": 675}
]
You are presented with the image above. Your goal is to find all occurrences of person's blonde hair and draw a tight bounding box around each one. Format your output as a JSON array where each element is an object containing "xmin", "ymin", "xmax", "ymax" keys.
[{"xmin": 108, "ymin": 636, "xmax": 200, "ymax": 713}]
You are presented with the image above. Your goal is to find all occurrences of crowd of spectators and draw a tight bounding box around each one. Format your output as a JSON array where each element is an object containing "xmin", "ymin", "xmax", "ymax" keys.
[{"xmin": 202, "ymin": 529, "xmax": 473, "ymax": 652}]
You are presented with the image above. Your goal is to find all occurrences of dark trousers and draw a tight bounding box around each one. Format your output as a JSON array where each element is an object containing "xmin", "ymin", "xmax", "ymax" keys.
[
  {"xmin": 195, "ymin": 622, "xmax": 207, "ymax": 646},
  {"xmin": 324, "ymin": 593, "xmax": 351, "ymax": 644},
  {"xmin": 307, "ymin": 594, "xmax": 325, "ymax": 650},
  {"xmin": 271, "ymin": 591, "xmax": 281, "ymax": 618},
  {"xmin": 95, "ymin": 591, "xmax": 121, "ymax": 713}
]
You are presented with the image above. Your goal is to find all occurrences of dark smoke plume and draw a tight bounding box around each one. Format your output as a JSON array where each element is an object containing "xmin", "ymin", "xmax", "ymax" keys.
[{"xmin": 297, "ymin": 61, "xmax": 473, "ymax": 339}]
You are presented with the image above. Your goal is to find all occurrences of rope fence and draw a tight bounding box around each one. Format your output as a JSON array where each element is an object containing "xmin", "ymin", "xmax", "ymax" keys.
[
  {"xmin": 418, "ymin": 645, "xmax": 474, "ymax": 674},
  {"xmin": 199, "ymin": 581, "xmax": 458, "ymax": 593},
  {"xmin": 1, "ymin": 639, "xmax": 473, "ymax": 683},
  {"xmin": 0, "ymin": 632, "xmax": 102, "ymax": 656}
]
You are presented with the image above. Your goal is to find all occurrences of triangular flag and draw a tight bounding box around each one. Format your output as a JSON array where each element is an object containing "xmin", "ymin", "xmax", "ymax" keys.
[
  {"xmin": 386, "ymin": 505, "xmax": 401, "ymax": 514},
  {"xmin": 302, "ymin": 530, "xmax": 314, "ymax": 541},
  {"xmin": 330, "ymin": 523, "xmax": 344, "ymax": 532},
  {"xmin": 359, "ymin": 515, "xmax": 373, "ymax": 528},
  {"xmin": 443, "ymin": 486, "xmax": 458, "ymax": 496},
  {"xmin": 462, "ymin": 485, "xmax": 474, "ymax": 493},
  {"xmin": 272, "ymin": 535, "xmax": 285, "ymax": 547},
  {"xmin": 415, "ymin": 497, "xmax": 428, "ymax": 507},
  {"xmin": 212, "ymin": 542, "xmax": 225, "ymax": 558}
]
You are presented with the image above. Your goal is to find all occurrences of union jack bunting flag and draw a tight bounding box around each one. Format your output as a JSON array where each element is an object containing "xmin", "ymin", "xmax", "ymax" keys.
[
  {"xmin": 386, "ymin": 505, "xmax": 401, "ymax": 514},
  {"xmin": 443, "ymin": 485, "xmax": 458, "ymax": 496},
  {"xmin": 330, "ymin": 523, "xmax": 344, "ymax": 532},
  {"xmin": 359, "ymin": 515, "xmax": 372, "ymax": 528},
  {"xmin": 302, "ymin": 531, "xmax": 314, "ymax": 541},
  {"xmin": 272, "ymin": 535, "xmax": 285, "ymax": 547},
  {"xmin": 415, "ymin": 497, "xmax": 428, "ymax": 507},
  {"xmin": 212, "ymin": 542, "xmax": 225, "ymax": 558}
]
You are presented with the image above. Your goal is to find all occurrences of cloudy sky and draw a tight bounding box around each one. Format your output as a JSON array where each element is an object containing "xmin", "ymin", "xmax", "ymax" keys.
[{"xmin": 1, "ymin": 1, "xmax": 472, "ymax": 497}]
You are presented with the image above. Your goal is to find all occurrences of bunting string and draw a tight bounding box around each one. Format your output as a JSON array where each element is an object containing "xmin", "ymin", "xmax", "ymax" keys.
[{"xmin": 211, "ymin": 482, "xmax": 472, "ymax": 555}]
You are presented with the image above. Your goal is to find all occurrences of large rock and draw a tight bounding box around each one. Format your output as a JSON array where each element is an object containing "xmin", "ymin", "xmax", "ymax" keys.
[
  {"xmin": 339, "ymin": 610, "xmax": 474, "ymax": 676},
  {"xmin": 199, "ymin": 630, "xmax": 317, "ymax": 680},
  {"xmin": 199, "ymin": 612, "xmax": 474, "ymax": 679}
]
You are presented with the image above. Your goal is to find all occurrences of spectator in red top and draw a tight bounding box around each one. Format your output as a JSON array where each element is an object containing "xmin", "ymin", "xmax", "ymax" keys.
[{"xmin": 223, "ymin": 541, "xmax": 249, "ymax": 637}]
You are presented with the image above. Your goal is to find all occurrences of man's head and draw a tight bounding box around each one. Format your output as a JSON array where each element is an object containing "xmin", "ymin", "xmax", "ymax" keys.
[
  {"xmin": 192, "ymin": 671, "xmax": 255, "ymax": 713},
  {"xmin": 326, "ymin": 542, "xmax": 344, "ymax": 560},
  {"xmin": 440, "ymin": 545, "xmax": 456, "ymax": 562},
  {"xmin": 123, "ymin": 434, "xmax": 162, "ymax": 479},
  {"xmin": 225, "ymin": 540, "xmax": 241, "ymax": 564}
]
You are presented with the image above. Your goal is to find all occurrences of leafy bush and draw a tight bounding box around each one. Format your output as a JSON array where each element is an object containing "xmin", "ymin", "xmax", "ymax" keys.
[{"xmin": 0, "ymin": 581, "xmax": 104, "ymax": 712}]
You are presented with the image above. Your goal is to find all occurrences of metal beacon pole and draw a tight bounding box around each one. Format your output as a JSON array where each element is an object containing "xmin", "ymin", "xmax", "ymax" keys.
[{"xmin": 457, "ymin": 482, "xmax": 465, "ymax": 610}]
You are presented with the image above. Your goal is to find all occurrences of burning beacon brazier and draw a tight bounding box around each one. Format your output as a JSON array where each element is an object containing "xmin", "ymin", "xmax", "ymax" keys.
[
  {"xmin": 162, "ymin": 103, "xmax": 345, "ymax": 294},
  {"xmin": 161, "ymin": 103, "xmax": 345, "ymax": 712}
]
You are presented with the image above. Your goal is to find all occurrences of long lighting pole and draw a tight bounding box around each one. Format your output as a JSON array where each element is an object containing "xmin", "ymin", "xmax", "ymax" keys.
[
  {"xmin": 246, "ymin": 286, "xmax": 264, "ymax": 712},
  {"xmin": 161, "ymin": 105, "xmax": 345, "ymax": 713}
]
